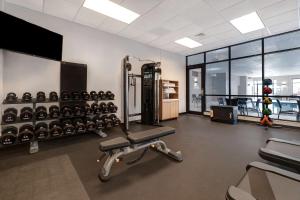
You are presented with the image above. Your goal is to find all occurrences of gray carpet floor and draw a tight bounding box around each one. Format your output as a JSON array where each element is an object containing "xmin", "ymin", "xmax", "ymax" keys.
[{"xmin": 0, "ymin": 114, "xmax": 300, "ymax": 200}]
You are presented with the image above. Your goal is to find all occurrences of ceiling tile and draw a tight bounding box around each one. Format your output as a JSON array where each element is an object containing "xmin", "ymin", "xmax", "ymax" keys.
[
  {"xmin": 117, "ymin": 27, "xmax": 145, "ymax": 39},
  {"xmin": 259, "ymin": 0, "xmax": 297, "ymax": 19},
  {"xmin": 204, "ymin": 22, "xmax": 236, "ymax": 36},
  {"xmin": 220, "ymin": 0, "xmax": 256, "ymax": 20},
  {"xmin": 268, "ymin": 19, "xmax": 299, "ymax": 34},
  {"xmin": 98, "ymin": 18, "xmax": 128, "ymax": 34},
  {"xmin": 44, "ymin": 0, "xmax": 83, "ymax": 21},
  {"xmin": 5, "ymin": 0, "xmax": 43, "ymax": 12},
  {"xmin": 205, "ymin": 0, "xmax": 244, "ymax": 11},
  {"xmin": 250, "ymin": 0, "xmax": 283, "ymax": 9},
  {"xmin": 74, "ymin": 7, "xmax": 106, "ymax": 28},
  {"xmin": 121, "ymin": 0, "xmax": 163, "ymax": 14},
  {"xmin": 135, "ymin": 33, "xmax": 159, "ymax": 43},
  {"xmin": 263, "ymin": 9, "xmax": 298, "ymax": 27},
  {"xmin": 162, "ymin": 15, "xmax": 192, "ymax": 31}
]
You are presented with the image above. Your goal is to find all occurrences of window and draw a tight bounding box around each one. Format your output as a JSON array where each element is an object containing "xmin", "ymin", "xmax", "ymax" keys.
[
  {"xmin": 265, "ymin": 49, "xmax": 300, "ymax": 96},
  {"xmin": 292, "ymin": 79, "xmax": 300, "ymax": 96},
  {"xmin": 231, "ymin": 56, "xmax": 262, "ymax": 95},
  {"xmin": 187, "ymin": 54, "xmax": 204, "ymax": 66},
  {"xmin": 265, "ymin": 30, "xmax": 300, "ymax": 53},
  {"xmin": 206, "ymin": 61, "xmax": 229, "ymax": 95},
  {"xmin": 231, "ymin": 40, "xmax": 262, "ymax": 58},
  {"xmin": 206, "ymin": 48, "xmax": 228, "ymax": 63}
]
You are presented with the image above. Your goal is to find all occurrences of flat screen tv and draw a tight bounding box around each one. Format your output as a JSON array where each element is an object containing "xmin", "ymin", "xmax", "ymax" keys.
[{"xmin": 0, "ymin": 11, "xmax": 63, "ymax": 61}]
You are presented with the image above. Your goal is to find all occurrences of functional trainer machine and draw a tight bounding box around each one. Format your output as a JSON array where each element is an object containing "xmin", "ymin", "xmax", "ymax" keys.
[
  {"xmin": 122, "ymin": 55, "xmax": 161, "ymax": 131},
  {"xmin": 96, "ymin": 56, "xmax": 183, "ymax": 182}
]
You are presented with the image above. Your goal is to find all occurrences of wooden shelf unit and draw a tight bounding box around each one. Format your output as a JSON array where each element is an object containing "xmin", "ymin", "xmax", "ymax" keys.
[{"xmin": 159, "ymin": 80, "xmax": 179, "ymax": 120}]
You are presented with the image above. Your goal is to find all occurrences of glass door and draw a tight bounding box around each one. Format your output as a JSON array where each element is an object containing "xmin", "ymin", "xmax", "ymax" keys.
[{"xmin": 187, "ymin": 65, "xmax": 205, "ymax": 114}]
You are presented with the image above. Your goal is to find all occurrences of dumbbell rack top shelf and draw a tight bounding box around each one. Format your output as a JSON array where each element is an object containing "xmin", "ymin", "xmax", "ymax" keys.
[{"xmin": 2, "ymin": 98, "xmax": 115, "ymax": 105}]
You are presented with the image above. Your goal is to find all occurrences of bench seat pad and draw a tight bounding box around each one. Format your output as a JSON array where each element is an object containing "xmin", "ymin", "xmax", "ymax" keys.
[
  {"xmin": 127, "ymin": 126, "xmax": 175, "ymax": 144},
  {"xmin": 99, "ymin": 137, "xmax": 130, "ymax": 151}
]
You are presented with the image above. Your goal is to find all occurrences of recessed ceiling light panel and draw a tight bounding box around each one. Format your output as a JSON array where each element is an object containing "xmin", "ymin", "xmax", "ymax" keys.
[
  {"xmin": 230, "ymin": 12, "xmax": 265, "ymax": 34},
  {"xmin": 83, "ymin": 0, "xmax": 140, "ymax": 24},
  {"xmin": 175, "ymin": 37, "xmax": 202, "ymax": 48}
]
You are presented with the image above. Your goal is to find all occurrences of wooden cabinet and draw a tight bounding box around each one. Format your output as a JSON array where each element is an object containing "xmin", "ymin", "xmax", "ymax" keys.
[{"xmin": 160, "ymin": 80, "xmax": 179, "ymax": 120}]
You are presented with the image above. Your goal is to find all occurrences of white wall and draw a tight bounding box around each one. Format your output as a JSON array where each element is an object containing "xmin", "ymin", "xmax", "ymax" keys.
[{"xmin": 1, "ymin": 4, "xmax": 186, "ymax": 122}]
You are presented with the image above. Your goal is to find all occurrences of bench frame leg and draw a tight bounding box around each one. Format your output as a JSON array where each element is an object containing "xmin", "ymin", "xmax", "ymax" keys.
[{"xmin": 99, "ymin": 139, "xmax": 183, "ymax": 181}]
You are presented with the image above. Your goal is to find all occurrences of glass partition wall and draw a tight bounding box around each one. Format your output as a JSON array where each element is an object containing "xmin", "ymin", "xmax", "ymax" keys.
[{"xmin": 186, "ymin": 29, "xmax": 300, "ymax": 122}]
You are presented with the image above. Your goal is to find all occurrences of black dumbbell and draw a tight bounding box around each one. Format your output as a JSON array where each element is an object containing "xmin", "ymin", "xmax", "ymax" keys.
[
  {"xmin": 49, "ymin": 91, "xmax": 58, "ymax": 101},
  {"xmin": 81, "ymin": 91, "xmax": 90, "ymax": 100},
  {"xmin": 73, "ymin": 105, "xmax": 83, "ymax": 116},
  {"xmin": 90, "ymin": 91, "xmax": 98, "ymax": 100},
  {"xmin": 71, "ymin": 91, "xmax": 81, "ymax": 100},
  {"xmin": 49, "ymin": 121, "xmax": 63, "ymax": 137},
  {"xmin": 61, "ymin": 106, "xmax": 72, "ymax": 117},
  {"xmin": 99, "ymin": 102, "xmax": 109, "ymax": 113},
  {"xmin": 98, "ymin": 91, "xmax": 106, "ymax": 100},
  {"xmin": 35, "ymin": 106, "xmax": 47, "ymax": 120},
  {"xmin": 91, "ymin": 103, "xmax": 101, "ymax": 114},
  {"xmin": 22, "ymin": 92, "xmax": 32, "ymax": 103},
  {"xmin": 107, "ymin": 102, "xmax": 118, "ymax": 113},
  {"xmin": 84, "ymin": 104, "xmax": 93, "ymax": 115},
  {"xmin": 106, "ymin": 91, "xmax": 115, "ymax": 100},
  {"xmin": 109, "ymin": 114, "xmax": 121, "ymax": 126},
  {"xmin": 62, "ymin": 120, "xmax": 75, "ymax": 135},
  {"xmin": 85, "ymin": 117, "xmax": 96, "ymax": 132},
  {"xmin": 100, "ymin": 115, "xmax": 112, "ymax": 128},
  {"xmin": 1, "ymin": 126, "xmax": 18, "ymax": 145},
  {"xmin": 61, "ymin": 91, "xmax": 71, "ymax": 101},
  {"xmin": 18, "ymin": 124, "xmax": 34, "ymax": 143},
  {"xmin": 20, "ymin": 107, "xmax": 33, "ymax": 121},
  {"xmin": 49, "ymin": 105, "xmax": 60, "ymax": 118},
  {"xmin": 36, "ymin": 91, "xmax": 46, "ymax": 102},
  {"xmin": 93, "ymin": 116, "xmax": 105, "ymax": 130},
  {"xmin": 73, "ymin": 119, "xmax": 86, "ymax": 134},
  {"xmin": 2, "ymin": 108, "xmax": 18, "ymax": 123},
  {"xmin": 35, "ymin": 122, "xmax": 48, "ymax": 140},
  {"xmin": 5, "ymin": 92, "xmax": 17, "ymax": 103}
]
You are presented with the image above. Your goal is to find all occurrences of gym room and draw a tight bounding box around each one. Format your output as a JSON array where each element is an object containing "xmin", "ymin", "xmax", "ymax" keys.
[{"xmin": 0, "ymin": 0, "xmax": 300, "ymax": 199}]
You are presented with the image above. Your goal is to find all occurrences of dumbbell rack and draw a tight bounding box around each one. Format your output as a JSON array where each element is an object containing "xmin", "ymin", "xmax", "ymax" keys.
[{"xmin": 0, "ymin": 97, "xmax": 118, "ymax": 154}]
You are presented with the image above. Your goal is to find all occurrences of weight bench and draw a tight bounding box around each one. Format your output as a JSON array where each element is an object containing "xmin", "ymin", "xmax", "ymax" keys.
[
  {"xmin": 98, "ymin": 126, "xmax": 183, "ymax": 181},
  {"xmin": 259, "ymin": 138, "xmax": 300, "ymax": 172},
  {"xmin": 226, "ymin": 162, "xmax": 300, "ymax": 200}
]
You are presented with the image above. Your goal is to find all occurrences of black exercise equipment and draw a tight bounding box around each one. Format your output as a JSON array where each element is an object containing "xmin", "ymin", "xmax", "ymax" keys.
[
  {"xmin": 36, "ymin": 91, "xmax": 46, "ymax": 102},
  {"xmin": 81, "ymin": 91, "xmax": 90, "ymax": 100},
  {"xmin": 62, "ymin": 120, "xmax": 75, "ymax": 135},
  {"xmin": 61, "ymin": 91, "xmax": 71, "ymax": 101},
  {"xmin": 91, "ymin": 103, "xmax": 101, "ymax": 114},
  {"xmin": 73, "ymin": 119, "xmax": 86, "ymax": 134},
  {"xmin": 85, "ymin": 117, "xmax": 96, "ymax": 132},
  {"xmin": 21, "ymin": 92, "xmax": 32, "ymax": 103},
  {"xmin": 108, "ymin": 114, "xmax": 120, "ymax": 126},
  {"xmin": 99, "ymin": 102, "xmax": 109, "ymax": 113},
  {"xmin": 61, "ymin": 106, "xmax": 72, "ymax": 117},
  {"xmin": 105, "ymin": 91, "xmax": 115, "ymax": 100},
  {"xmin": 1, "ymin": 126, "xmax": 18, "ymax": 145},
  {"xmin": 98, "ymin": 91, "xmax": 106, "ymax": 100},
  {"xmin": 49, "ymin": 121, "xmax": 63, "ymax": 137},
  {"xmin": 5, "ymin": 92, "xmax": 17, "ymax": 103},
  {"xmin": 35, "ymin": 106, "xmax": 47, "ymax": 120},
  {"xmin": 98, "ymin": 126, "xmax": 182, "ymax": 181},
  {"xmin": 34, "ymin": 122, "xmax": 48, "ymax": 140},
  {"xmin": 226, "ymin": 162, "xmax": 300, "ymax": 200},
  {"xmin": 49, "ymin": 91, "xmax": 59, "ymax": 101},
  {"xmin": 18, "ymin": 124, "xmax": 34, "ymax": 143},
  {"xmin": 90, "ymin": 91, "xmax": 98, "ymax": 100},
  {"xmin": 49, "ymin": 105, "xmax": 60, "ymax": 118},
  {"xmin": 84, "ymin": 104, "xmax": 93, "ymax": 115},
  {"xmin": 71, "ymin": 91, "xmax": 81, "ymax": 100},
  {"xmin": 210, "ymin": 106, "xmax": 238, "ymax": 124},
  {"xmin": 93, "ymin": 116, "xmax": 105, "ymax": 130},
  {"xmin": 100, "ymin": 115, "xmax": 111, "ymax": 128},
  {"xmin": 2, "ymin": 108, "xmax": 18, "ymax": 123},
  {"xmin": 73, "ymin": 104, "xmax": 83, "ymax": 116},
  {"xmin": 259, "ymin": 138, "xmax": 300, "ymax": 172},
  {"xmin": 107, "ymin": 102, "xmax": 117, "ymax": 113},
  {"xmin": 20, "ymin": 107, "xmax": 33, "ymax": 121}
]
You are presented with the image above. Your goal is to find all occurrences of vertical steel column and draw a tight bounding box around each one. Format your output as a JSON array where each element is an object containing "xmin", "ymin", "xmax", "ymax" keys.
[{"xmin": 123, "ymin": 56, "xmax": 130, "ymax": 131}]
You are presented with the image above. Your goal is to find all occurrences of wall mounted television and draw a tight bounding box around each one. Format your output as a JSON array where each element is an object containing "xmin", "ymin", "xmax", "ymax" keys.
[{"xmin": 0, "ymin": 11, "xmax": 63, "ymax": 61}]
